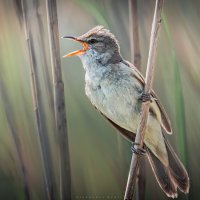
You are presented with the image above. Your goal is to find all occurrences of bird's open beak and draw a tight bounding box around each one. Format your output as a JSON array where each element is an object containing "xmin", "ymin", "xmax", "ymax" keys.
[{"xmin": 62, "ymin": 36, "xmax": 89, "ymax": 58}]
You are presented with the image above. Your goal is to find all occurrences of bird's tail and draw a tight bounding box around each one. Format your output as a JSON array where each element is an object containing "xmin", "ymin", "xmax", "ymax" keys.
[{"xmin": 146, "ymin": 135, "xmax": 189, "ymax": 198}]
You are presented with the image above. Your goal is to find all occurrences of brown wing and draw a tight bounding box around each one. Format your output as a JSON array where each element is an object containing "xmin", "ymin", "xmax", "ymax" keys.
[
  {"xmin": 122, "ymin": 60, "xmax": 172, "ymax": 134},
  {"xmin": 151, "ymin": 91, "xmax": 172, "ymax": 133}
]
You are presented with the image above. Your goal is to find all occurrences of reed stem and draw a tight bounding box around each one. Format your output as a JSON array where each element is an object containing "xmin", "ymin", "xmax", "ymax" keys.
[
  {"xmin": 21, "ymin": 0, "xmax": 55, "ymax": 199},
  {"xmin": 124, "ymin": 0, "xmax": 164, "ymax": 199},
  {"xmin": 128, "ymin": 0, "xmax": 141, "ymax": 70},
  {"xmin": 128, "ymin": 1, "xmax": 145, "ymax": 199},
  {"xmin": 46, "ymin": 0, "xmax": 71, "ymax": 199}
]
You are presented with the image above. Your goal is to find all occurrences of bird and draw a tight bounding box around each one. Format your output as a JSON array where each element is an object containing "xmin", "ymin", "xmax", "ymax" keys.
[{"xmin": 62, "ymin": 26, "xmax": 189, "ymax": 198}]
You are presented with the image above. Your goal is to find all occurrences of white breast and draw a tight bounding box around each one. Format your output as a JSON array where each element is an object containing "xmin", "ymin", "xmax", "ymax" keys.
[{"xmin": 84, "ymin": 62, "xmax": 142, "ymax": 133}]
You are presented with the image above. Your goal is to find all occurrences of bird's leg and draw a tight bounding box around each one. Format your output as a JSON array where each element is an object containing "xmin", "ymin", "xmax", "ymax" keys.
[
  {"xmin": 139, "ymin": 92, "xmax": 153, "ymax": 103},
  {"xmin": 131, "ymin": 142, "xmax": 146, "ymax": 155}
]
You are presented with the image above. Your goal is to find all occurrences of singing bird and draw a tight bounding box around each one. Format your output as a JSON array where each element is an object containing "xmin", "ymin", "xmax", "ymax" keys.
[{"xmin": 63, "ymin": 26, "xmax": 189, "ymax": 198}]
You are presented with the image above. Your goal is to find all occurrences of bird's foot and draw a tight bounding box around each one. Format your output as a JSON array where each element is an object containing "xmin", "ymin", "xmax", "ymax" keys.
[
  {"xmin": 139, "ymin": 92, "xmax": 153, "ymax": 103},
  {"xmin": 131, "ymin": 142, "xmax": 146, "ymax": 155}
]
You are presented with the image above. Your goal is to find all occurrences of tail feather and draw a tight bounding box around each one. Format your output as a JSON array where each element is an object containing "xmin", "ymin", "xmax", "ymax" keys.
[
  {"xmin": 100, "ymin": 113, "xmax": 189, "ymax": 197},
  {"xmin": 147, "ymin": 148, "xmax": 178, "ymax": 198},
  {"xmin": 146, "ymin": 136, "xmax": 189, "ymax": 198},
  {"xmin": 164, "ymin": 136, "xmax": 190, "ymax": 193}
]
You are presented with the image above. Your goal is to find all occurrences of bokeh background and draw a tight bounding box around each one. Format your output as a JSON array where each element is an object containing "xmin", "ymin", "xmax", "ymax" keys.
[{"xmin": 0, "ymin": 0, "xmax": 200, "ymax": 199}]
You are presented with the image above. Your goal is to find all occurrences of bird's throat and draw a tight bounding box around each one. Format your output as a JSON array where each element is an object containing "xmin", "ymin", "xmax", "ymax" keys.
[{"xmin": 80, "ymin": 49, "xmax": 122, "ymax": 71}]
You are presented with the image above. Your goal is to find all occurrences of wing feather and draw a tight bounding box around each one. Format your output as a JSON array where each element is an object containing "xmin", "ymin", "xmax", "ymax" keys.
[{"xmin": 122, "ymin": 60, "xmax": 172, "ymax": 134}]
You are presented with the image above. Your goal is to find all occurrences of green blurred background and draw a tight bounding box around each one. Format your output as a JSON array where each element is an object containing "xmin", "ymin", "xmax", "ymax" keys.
[{"xmin": 0, "ymin": 0, "xmax": 200, "ymax": 199}]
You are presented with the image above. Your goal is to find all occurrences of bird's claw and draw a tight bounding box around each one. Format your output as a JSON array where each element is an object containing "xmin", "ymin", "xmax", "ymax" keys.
[
  {"xmin": 131, "ymin": 142, "xmax": 146, "ymax": 155},
  {"xmin": 139, "ymin": 92, "xmax": 153, "ymax": 103}
]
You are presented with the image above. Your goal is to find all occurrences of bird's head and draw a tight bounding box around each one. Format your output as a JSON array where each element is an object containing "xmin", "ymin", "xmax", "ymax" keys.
[{"xmin": 62, "ymin": 26, "xmax": 122, "ymax": 65}]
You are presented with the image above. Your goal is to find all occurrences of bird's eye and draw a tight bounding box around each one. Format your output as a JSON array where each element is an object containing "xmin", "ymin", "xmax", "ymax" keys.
[{"xmin": 88, "ymin": 39, "xmax": 98, "ymax": 44}]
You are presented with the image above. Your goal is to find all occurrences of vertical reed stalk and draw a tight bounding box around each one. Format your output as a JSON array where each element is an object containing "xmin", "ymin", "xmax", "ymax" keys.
[
  {"xmin": 124, "ymin": 0, "xmax": 164, "ymax": 199},
  {"xmin": 34, "ymin": 0, "xmax": 55, "ymax": 117},
  {"xmin": 128, "ymin": 1, "xmax": 145, "ymax": 199},
  {"xmin": 45, "ymin": 0, "xmax": 71, "ymax": 199},
  {"xmin": 0, "ymin": 80, "xmax": 31, "ymax": 200},
  {"xmin": 128, "ymin": 0, "xmax": 141, "ymax": 69},
  {"xmin": 21, "ymin": 0, "xmax": 55, "ymax": 199}
]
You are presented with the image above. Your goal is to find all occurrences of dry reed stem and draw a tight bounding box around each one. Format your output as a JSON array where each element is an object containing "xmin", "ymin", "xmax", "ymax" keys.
[
  {"xmin": 21, "ymin": 0, "xmax": 55, "ymax": 199},
  {"xmin": 124, "ymin": 0, "xmax": 164, "ymax": 199},
  {"xmin": 128, "ymin": 0, "xmax": 145, "ymax": 199},
  {"xmin": 129, "ymin": 0, "xmax": 141, "ymax": 70},
  {"xmin": 46, "ymin": 0, "xmax": 71, "ymax": 199}
]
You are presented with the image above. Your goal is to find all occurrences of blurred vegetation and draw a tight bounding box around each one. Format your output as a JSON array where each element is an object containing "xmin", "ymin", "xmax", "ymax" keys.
[{"xmin": 0, "ymin": 0, "xmax": 200, "ymax": 199}]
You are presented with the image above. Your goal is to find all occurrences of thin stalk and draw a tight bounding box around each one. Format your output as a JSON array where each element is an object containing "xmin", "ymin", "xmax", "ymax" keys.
[
  {"xmin": 21, "ymin": 0, "xmax": 55, "ymax": 199},
  {"xmin": 128, "ymin": 0, "xmax": 141, "ymax": 69},
  {"xmin": 0, "ymin": 80, "xmax": 31, "ymax": 200},
  {"xmin": 45, "ymin": 0, "xmax": 71, "ymax": 199},
  {"xmin": 124, "ymin": 0, "xmax": 164, "ymax": 199},
  {"xmin": 128, "ymin": 1, "xmax": 145, "ymax": 200},
  {"xmin": 34, "ymin": 0, "xmax": 55, "ymax": 117}
]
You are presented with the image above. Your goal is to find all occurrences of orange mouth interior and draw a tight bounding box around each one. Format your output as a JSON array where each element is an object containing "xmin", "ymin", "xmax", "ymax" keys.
[{"xmin": 63, "ymin": 40, "xmax": 89, "ymax": 58}]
